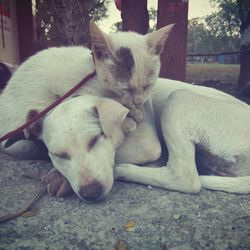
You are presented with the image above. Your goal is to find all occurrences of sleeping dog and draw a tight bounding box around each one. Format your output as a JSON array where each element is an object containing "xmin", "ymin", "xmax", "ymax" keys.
[
  {"xmin": 1, "ymin": 78, "xmax": 249, "ymax": 202},
  {"xmin": 115, "ymin": 78, "xmax": 250, "ymax": 194}
]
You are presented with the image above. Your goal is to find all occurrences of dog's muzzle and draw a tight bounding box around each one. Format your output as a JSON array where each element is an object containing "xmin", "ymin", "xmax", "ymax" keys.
[{"xmin": 78, "ymin": 181, "xmax": 103, "ymax": 202}]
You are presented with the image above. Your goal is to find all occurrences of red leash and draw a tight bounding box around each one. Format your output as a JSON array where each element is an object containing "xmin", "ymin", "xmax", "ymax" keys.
[{"xmin": 0, "ymin": 71, "xmax": 96, "ymax": 143}]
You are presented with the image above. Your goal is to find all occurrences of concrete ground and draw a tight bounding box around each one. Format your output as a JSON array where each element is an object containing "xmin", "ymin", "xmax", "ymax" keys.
[{"xmin": 0, "ymin": 152, "xmax": 249, "ymax": 250}]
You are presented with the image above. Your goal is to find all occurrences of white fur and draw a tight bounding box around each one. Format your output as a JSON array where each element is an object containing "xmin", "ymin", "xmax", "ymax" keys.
[
  {"xmin": 1, "ymin": 32, "xmax": 249, "ymax": 198},
  {"xmin": 0, "ymin": 46, "xmax": 96, "ymax": 138},
  {"xmin": 0, "ymin": 45, "xmax": 130, "ymax": 201},
  {"xmin": 115, "ymin": 78, "xmax": 250, "ymax": 194},
  {"xmin": 41, "ymin": 95, "xmax": 127, "ymax": 200},
  {"xmin": 90, "ymin": 23, "xmax": 173, "ymax": 108}
]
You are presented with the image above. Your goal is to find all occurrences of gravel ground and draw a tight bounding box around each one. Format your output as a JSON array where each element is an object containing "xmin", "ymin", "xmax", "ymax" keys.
[{"xmin": 0, "ymin": 153, "xmax": 249, "ymax": 250}]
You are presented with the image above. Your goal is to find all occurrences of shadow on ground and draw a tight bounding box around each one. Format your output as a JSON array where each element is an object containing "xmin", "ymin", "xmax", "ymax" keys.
[{"xmin": 0, "ymin": 152, "xmax": 249, "ymax": 249}]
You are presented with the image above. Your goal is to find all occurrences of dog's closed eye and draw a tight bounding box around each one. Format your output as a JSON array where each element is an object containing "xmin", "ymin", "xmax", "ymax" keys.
[
  {"xmin": 88, "ymin": 133, "xmax": 103, "ymax": 150},
  {"xmin": 51, "ymin": 152, "xmax": 71, "ymax": 160}
]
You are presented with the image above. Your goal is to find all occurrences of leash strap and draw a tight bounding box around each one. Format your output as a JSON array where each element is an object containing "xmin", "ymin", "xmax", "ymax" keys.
[{"xmin": 0, "ymin": 71, "xmax": 96, "ymax": 143}]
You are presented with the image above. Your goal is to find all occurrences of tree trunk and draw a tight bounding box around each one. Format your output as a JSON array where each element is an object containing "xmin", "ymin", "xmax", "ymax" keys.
[
  {"xmin": 121, "ymin": 0, "xmax": 149, "ymax": 34},
  {"xmin": 52, "ymin": 0, "xmax": 91, "ymax": 47},
  {"xmin": 157, "ymin": 0, "xmax": 188, "ymax": 81},
  {"xmin": 36, "ymin": 0, "xmax": 91, "ymax": 49},
  {"xmin": 16, "ymin": 0, "xmax": 34, "ymax": 62},
  {"xmin": 237, "ymin": 0, "xmax": 250, "ymax": 93}
]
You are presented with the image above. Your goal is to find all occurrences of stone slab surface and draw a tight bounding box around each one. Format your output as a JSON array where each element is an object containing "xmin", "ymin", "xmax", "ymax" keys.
[{"xmin": 0, "ymin": 153, "xmax": 249, "ymax": 250}]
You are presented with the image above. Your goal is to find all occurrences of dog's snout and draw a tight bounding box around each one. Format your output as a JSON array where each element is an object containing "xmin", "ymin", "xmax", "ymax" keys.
[{"xmin": 79, "ymin": 181, "xmax": 103, "ymax": 202}]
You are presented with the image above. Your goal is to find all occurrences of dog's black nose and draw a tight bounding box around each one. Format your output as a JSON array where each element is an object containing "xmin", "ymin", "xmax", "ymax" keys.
[{"xmin": 79, "ymin": 181, "xmax": 103, "ymax": 202}]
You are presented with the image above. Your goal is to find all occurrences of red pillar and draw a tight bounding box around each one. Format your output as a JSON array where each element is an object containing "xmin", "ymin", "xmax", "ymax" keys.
[
  {"xmin": 157, "ymin": 0, "xmax": 188, "ymax": 81},
  {"xmin": 16, "ymin": 0, "xmax": 34, "ymax": 62}
]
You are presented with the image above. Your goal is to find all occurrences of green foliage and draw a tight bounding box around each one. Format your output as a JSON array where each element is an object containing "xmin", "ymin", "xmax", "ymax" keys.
[
  {"xmin": 188, "ymin": 0, "xmax": 240, "ymax": 54},
  {"xmin": 88, "ymin": 0, "xmax": 111, "ymax": 22},
  {"xmin": 188, "ymin": 18, "xmax": 240, "ymax": 53},
  {"xmin": 148, "ymin": 7, "xmax": 157, "ymax": 31},
  {"xmin": 207, "ymin": 0, "xmax": 240, "ymax": 36}
]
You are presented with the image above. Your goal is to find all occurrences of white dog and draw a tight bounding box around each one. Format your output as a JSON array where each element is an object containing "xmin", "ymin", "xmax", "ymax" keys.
[
  {"xmin": 115, "ymin": 78, "xmax": 250, "ymax": 194},
  {"xmin": 1, "ymin": 78, "xmax": 250, "ymax": 201},
  {"xmin": 0, "ymin": 22, "xmax": 173, "ymax": 158},
  {"xmin": 0, "ymin": 22, "xmax": 174, "ymax": 202},
  {"xmin": 1, "ymin": 93, "xmax": 129, "ymax": 201},
  {"xmin": 1, "ymin": 27, "xmax": 249, "ymax": 200}
]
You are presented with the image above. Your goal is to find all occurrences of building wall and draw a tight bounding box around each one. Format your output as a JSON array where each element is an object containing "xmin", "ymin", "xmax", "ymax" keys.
[{"xmin": 0, "ymin": 0, "xmax": 20, "ymax": 65}]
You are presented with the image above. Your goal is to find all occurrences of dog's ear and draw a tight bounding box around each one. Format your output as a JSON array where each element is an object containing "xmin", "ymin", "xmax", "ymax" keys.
[
  {"xmin": 24, "ymin": 109, "xmax": 43, "ymax": 139},
  {"xmin": 145, "ymin": 23, "xmax": 175, "ymax": 55},
  {"xmin": 90, "ymin": 22, "xmax": 114, "ymax": 61},
  {"xmin": 95, "ymin": 99, "xmax": 129, "ymax": 137}
]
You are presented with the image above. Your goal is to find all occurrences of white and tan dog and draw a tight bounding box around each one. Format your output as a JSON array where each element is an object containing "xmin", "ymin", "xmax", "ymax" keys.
[
  {"xmin": 0, "ymin": 23, "xmax": 172, "ymax": 202},
  {"xmin": 115, "ymin": 78, "xmax": 250, "ymax": 194},
  {"xmin": 1, "ymin": 28, "xmax": 249, "ymax": 201},
  {"xmin": 1, "ymin": 78, "xmax": 250, "ymax": 201},
  {"xmin": 0, "ymin": 22, "xmax": 172, "ymax": 158},
  {"xmin": 27, "ymin": 95, "xmax": 129, "ymax": 202}
]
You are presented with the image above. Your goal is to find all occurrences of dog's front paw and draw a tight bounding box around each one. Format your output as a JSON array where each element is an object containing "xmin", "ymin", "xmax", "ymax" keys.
[
  {"xmin": 42, "ymin": 168, "xmax": 73, "ymax": 197},
  {"xmin": 128, "ymin": 107, "xmax": 143, "ymax": 123},
  {"xmin": 121, "ymin": 117, "xmax": 137, "ymax": 134},
  {"xmin": 114, "ymin": 164, "xmax": 131, "ymax": 181}
]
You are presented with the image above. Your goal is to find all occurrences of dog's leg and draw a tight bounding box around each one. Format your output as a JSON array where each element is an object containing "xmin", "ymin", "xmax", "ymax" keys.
[
  {"xmin": 1, "ymin": 140, "xmax": 42, "ymax": 159},
  {"xmin": 115, "ymin": 162, "xmax": 201, "ymax": 193},
  {"xmin": 43, "ymin": 168, "xmax": 73, "ymax": 197},
  {"xmin": 115, "ymin": 92, "xmax": 203, "ymax": 193},
  {"xmin": 199, "ymin": 175, "xmax": 250, "ymax": 194},
  {"xmin": 115, "ymin": 138, "xmax": 201, "ymax": 193}
]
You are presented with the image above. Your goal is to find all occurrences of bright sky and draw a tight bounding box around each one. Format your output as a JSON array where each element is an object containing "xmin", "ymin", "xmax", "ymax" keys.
[{"xmin": 98, "ymin": 0, "xmax": 214, "ymax": 33}]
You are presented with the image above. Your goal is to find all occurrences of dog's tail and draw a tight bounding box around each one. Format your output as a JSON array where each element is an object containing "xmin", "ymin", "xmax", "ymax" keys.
[{"xmin": 199, "ymin": 175, "xmax": 250, "ymax": 194}]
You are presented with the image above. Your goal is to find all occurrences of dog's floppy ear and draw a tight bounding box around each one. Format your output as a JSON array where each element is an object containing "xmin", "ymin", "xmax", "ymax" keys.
[
  {"xmin": 24, "ymin": 109, "xmax": 43, "ymax": 139},
  {"xmin": 145, "ymin": 24, "xmax": 175, "ymax": 55},
  {"xmin": 90, "ymin": 22, "xmax": 114, "ymax": 61},
  {"xmin": 95, "ymin": 99, "xmax": 129, "ymax": 137}
]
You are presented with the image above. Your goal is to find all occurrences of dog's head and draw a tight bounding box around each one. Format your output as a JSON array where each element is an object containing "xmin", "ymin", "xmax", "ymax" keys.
[
  {"xmin": 90, "ymin": 22, "xmax": 174, "ymax": 107},
  {"xmin": 25, "ymin": 95, "xmax": 128, "ymax": 202}
]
